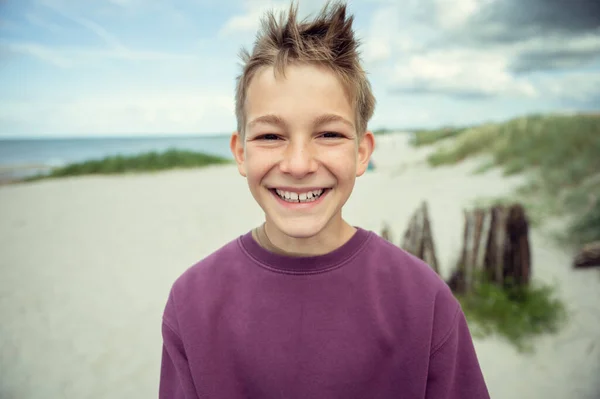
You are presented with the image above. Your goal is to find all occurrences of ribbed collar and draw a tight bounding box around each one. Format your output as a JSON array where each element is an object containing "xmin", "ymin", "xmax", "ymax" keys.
[{"xmin": 238, "ymin": 226, "xmax": 372, "ymax": 275}]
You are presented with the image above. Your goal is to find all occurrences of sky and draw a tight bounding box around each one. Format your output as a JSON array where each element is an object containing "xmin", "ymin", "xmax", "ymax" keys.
[{"xmin": 0, "ymin": 0, "xmax": 599, "ymax": 138}]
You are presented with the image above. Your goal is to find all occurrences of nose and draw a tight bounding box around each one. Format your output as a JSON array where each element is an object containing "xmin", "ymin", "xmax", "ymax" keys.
[{"xmin": 279, "ymin": 139, "xmax": 318, "ymax": 178}]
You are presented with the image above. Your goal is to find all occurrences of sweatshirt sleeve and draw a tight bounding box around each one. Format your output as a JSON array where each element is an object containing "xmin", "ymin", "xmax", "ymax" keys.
[
  {"xmin": 159, "ymin": 321, "xmax": 198, "ymax": 399},
  {"xmin": 425, "ymin": 308, "xmax": 491, "ymax": 399},
  {"xmin": 159, "ymin": 287, "xmax": 198, "ymax": 399}
]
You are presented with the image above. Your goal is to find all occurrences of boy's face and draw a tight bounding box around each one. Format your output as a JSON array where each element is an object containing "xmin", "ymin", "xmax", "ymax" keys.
[{"xmin": 230, "ymin": 63, "xmax": 374, "ymax": 240}]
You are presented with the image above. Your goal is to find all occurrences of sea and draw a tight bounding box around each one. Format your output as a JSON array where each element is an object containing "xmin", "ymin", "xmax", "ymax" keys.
[{"xmin": 0, "ymin": 134, "xmax": 233, "ymax": 181}]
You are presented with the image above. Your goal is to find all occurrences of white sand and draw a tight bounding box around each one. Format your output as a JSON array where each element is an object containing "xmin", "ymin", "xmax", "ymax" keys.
[{"xmin": 1, "ymin": 133, "xmax": 599, "ymax": 398}]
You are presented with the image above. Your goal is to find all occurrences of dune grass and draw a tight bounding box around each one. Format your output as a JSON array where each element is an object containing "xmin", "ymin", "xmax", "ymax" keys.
[
  {"xmin": 457, "ymin": 277, "xmax": 568, "ymax": 353},
  {"xmin": 373, "ymin": 128, "xmax": 396, "ymax": 135},
  {"xmin": 412, "ymin": 113, "xmax": 600, "ymax": 246},
  {"xmin": 23, "ymin": 148, "xmax": 232, "ymax": 182},
  {"xmin": 409, "ymin": 126, "xmax": 470, "ymax": 146}
]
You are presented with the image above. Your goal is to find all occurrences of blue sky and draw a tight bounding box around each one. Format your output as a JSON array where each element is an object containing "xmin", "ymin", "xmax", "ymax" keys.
[{"xmin": 1, "ymin": 0, "xmax": 599, "ymax": 137}]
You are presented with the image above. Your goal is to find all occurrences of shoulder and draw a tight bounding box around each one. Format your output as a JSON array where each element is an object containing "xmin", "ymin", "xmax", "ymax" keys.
[
  {"xmin": 162, "ymin": 235, "xmax": 245, "ymax": 323},
  {"xmin": 172, "ymin": 235, "xmax": 243, "ymax": 294},
  {"xmin": 363, "ymin": 231, "xmax": 461, "ymax": 342},
  {"xmin": 363, "ymin": 232, "xmax": 450, "ymax": 296}
]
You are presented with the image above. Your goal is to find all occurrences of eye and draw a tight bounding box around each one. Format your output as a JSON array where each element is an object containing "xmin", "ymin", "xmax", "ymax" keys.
[
  {"xmin": 320, "ymin": 132, "xmax": 344, "ymax": 139},
  {"xmin": 256, "ymin": 134, "xmax": 281, "ymax": 141}
]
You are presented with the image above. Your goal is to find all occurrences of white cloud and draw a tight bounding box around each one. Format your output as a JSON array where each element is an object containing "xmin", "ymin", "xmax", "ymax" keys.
[
  {"xmin": 3, "ymin": 41, "xmax": 74, "ymax": 68},
  {"xmin": 218, "ymin": 0, "xmax": 331, "ymax": 38},
  {"xmin": 219, "ymin": 2, "xmax": 289, "ymax": 37},
  {"xmin": 25, "ymin": 13, "xmax": 64, "ymax": 33},
  {"xmin": 431, "ymin": 0, "xmax": 489, "ymax": 30},
  {"xmin": 0, "ymin": 90, "xmax": 236, "ymax": 135},
  {"xmin": 219, "ymin": 10, "xmax": 264, "ymax": 36},
  {"xmin": 503, "ymin": 33, "xmax": 600, "ymax": 56},
  {"xmin": 361, "ymin": 0, "xmax": 600, "ymax": 104},
  {"xmin": 362, "ymin": 6, "xmax": 397, "ymax": 63},
  {"xmin": 2, "ymin": 40, "xmax": 199, "ymax": 68},
  {"xmin": 536, "ymin": 73, "xmax": 600, "ymax": 103},
  {"xmin": 39, "ymin": 0, "xmax": 128, "ymax": 50},
  {"xmin": 8, "ymin": 0, "xmax": 205, "ymax": 68},
  {"xmin": 392, "ymin": 49, "xmax": 538, "ymax": 98},
  {"xmin": 67, "ymin": 14, "xmax": 127, "ymax": 51}
]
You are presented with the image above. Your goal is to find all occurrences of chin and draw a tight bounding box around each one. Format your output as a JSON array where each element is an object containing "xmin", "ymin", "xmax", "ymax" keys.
[{"xmin": 269, "ymin": 216, "xmax": 332, "ymax": 239}]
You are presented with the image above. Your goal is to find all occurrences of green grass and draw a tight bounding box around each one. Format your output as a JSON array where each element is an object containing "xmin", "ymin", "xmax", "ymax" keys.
[
  {"xmin": 409, "ymin": 126, "xmax": 470, "ymax": 147},
  {"xmin": 412, "ymin": 113, "xmax": 600, "ymax": 246},
  {"xmin": 23, "ymin": 148, "xmax": 232, "ymax": 182},
  {"xmin": 457, "ymin": 278, "xmax": 568, "ymax": 353},
  {"xmin": 373, "ymin": 128, "xmax": 396, "ymax": 135},
  {"xmin": 564, "ymin": 185, "xmax": 600, "ymax": 245},
  {"xmin": 422, "ymin": 114, "xmax": 600, "ymax": 183}
]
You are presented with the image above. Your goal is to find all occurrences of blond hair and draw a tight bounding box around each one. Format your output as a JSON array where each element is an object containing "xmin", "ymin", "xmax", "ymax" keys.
[{"xmin": 234, "ymin": 1, "xmax": 376, "ymax": 137}]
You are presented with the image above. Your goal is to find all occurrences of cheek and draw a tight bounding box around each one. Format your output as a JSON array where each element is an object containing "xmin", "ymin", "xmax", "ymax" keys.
[
  {"xmin": 245, "ymin": 150, "xmax": 276, "ymax": 181},
  {"xmin": 317, "ymin": 147, "xmax": 357, "ymax": 176}
]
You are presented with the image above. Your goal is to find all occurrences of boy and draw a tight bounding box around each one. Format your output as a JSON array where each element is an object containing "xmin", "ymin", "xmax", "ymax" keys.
[{"xmin": 159, "ymin": 1, "xmax": 490, "ymax": 398}]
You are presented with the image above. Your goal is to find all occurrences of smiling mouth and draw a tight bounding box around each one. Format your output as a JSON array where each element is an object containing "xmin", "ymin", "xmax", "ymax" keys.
[{"xmin": 269, "ymin": 188, "xmax": 330, "ymax": 203}]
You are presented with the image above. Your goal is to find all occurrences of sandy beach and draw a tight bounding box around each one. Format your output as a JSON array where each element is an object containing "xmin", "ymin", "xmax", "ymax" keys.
[{"xmin": 1, "ymin": 132, "xmax": 599, "ymax": 398}]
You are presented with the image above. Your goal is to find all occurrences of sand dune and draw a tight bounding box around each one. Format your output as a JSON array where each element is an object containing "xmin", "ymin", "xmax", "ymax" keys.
[{"xmin": 1, "ymin": 133, "xmax": 599, "ymax": 398}]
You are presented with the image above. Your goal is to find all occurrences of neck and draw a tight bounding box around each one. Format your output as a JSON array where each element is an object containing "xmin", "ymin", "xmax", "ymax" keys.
[{"xmin": 253, "ymin": 218, "xmax": 356, "ymax": 257}]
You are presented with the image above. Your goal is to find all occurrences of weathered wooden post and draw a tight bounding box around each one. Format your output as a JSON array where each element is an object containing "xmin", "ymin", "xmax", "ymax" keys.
[
  {"xmin": 400, "ymin": 201, "xmax": 440, "ymax": 274},
  {"xmin": 489, "ymin": 205, "xmax": 508, "ymax": 285},
  {"xmin": 450, "ymin": 203, "xmax": 531, "ymax": 295},
  {"xmin": 573, "ymin": 241, "xmax": 600, "ymax": 268},
  {"xmin": 385, "ymin": 201, "xmax": 533, "ymax": 295},
  {"xmin": 381, "ymin": 223, "xmax": 393, "ymax": 243},
  {"xmin": 453, "ymin": 208, "xmax": 488, "ymax": 294},
  {"xmin": 504, "ymin": 204, "xmax": 531, "ymax": 287}
]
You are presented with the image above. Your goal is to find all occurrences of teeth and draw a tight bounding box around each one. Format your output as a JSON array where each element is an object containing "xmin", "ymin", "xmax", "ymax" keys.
[{"xmin": 275, "ymin": 189, "xmax": 325, "ymax": 203}]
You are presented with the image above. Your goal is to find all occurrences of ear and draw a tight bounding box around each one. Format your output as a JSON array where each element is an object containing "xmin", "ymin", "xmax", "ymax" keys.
[
  {"xmin": 356, "ymin": 130, "xmax": 375, "ymax": 177},
  {"xmin": 229, "ymin": 131, "xmax": 247, "ymax": 177}
]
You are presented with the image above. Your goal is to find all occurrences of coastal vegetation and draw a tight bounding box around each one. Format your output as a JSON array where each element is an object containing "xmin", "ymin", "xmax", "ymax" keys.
[
  {"xmin": 411, "ymin": 113, "xmax": 600, "ymax": 247},
  {"xmin": 409, "ymin": 112, "xmax": 600, "ymax": 351},
  {"xmin": 372, "ymin": 127, "xmax": 396, "ymax": 135},
  {"xmin": 410, "ymin": 126, "xmax": 469, "ymax": 146},
  {"xmin": 23, "ymin": 148, "xmax": 231, "ymax": 182},
  {"xmin": 395, "ymin": 200, "xmax": 569, "ymax": 352},
  {"xmin": 456, "ymin": 276, "xmax": 567, "ymax": 353}
]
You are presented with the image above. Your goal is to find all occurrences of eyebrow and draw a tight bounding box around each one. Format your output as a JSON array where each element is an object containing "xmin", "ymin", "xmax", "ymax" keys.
[{"xmin": 247, "ymin": 113, "xmax": 355, "ymax": 130}]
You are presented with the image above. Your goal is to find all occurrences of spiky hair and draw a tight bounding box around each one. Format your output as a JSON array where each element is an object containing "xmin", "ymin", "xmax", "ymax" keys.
[{"xmin": 234, "ymin": 1, "xmax": 376, "ymax": 136}]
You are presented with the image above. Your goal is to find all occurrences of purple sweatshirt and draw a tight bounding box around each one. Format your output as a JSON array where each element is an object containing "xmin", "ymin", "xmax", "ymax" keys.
[{"xmin": 160, "ymin": 227, "xmax": 490, "ymax": 398}]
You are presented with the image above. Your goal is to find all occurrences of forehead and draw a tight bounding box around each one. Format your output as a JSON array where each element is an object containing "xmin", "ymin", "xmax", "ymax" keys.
[{"xmin": 245, "ymin": 63, "xmax": 355, "ymax": 129}]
